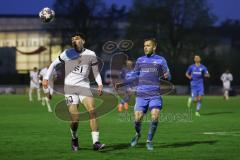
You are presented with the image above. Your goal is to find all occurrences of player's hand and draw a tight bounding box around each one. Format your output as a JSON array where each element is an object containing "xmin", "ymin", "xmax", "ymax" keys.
[
  {"xmin": 163, "ymin": 72, "xmax": 169, "ymax": 79},
  {"xmin": 42, "ymin": 80, "xmax": 49, "ymax": 89},
  {"xmin": 187, "ymin": 75, "xmax": 192, "ymax": 80},
  {"xmin": 204, "ymin": 73, "xmax": 210, "ymax": 78},
  {"xmin": 98, "ymin": 85, "xmax": 103, "ymax": 96}
]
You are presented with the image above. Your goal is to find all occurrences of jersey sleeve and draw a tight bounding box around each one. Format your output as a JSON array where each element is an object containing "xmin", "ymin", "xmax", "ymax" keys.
[
  {"xmin": 186, "ymin": 65, "xmax": 192, "ymax": 75},
  {"xmin": 220, "ymin": 74, "xmax": 224, "ymax": 81},
  {"xmin": 203, "ymin": 65, "xmax": 209, "ymax": 75},
  {"xmin": 58, "ymin": 50, "xmax": 70, "ymax": 62},
  {"xmin": 229, "ymin": 74, "xmax": 233, "ymax": 81},
  {"xmin": 44, "ymin": 59, "xmax": 62, "ymax": 80},
  {"xmin": 161, "ymin": 58, "xmax": 169, "ymax": 73},
  {"xmin": 133, "ymin": 59, "xmax": 140, "ymax": 75},
  {"xmin": 123, "ymin": 60, "xmax": 140, "ymax": 84}
]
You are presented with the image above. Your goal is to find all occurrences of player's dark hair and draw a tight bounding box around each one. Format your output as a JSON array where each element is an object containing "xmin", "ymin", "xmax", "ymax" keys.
[
  {"xmin": 72, "ymin": 32, "xmax": 86, "ymax": 41},
  {"xmin": 194, "ymin": 54, "xmax": 201, "ymax": 58},
  {"xmin": 144, "ymin": 38, "xmax": 157, "ymax": 46}
]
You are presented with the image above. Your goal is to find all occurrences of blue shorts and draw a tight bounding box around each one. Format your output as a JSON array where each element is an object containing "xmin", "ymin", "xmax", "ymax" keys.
[
  {"xmin": 134, "ymin": 96, "xmax": 162, "ymax": 113},
  {"xmin": 191, "ymin": 86, "xmax": 204, "ymax": 97}
]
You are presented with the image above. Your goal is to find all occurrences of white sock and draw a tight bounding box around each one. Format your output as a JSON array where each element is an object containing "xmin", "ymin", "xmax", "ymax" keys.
[
  {"xmin": 45, "ymin": 97, "xmax": 52, "ymax": 112},
  {"xmin": 42, "ymin": 98, "xmax": 45, "ymax": 105},
  {"xmin": 37, "ymin": 89, "xmax": 41, "ymax": 100},
  {"xmin": 29, "ymin": 89, "xmax": 32, "ymax": 101},
  {"xmin": 91, "ymin": 131, "xmax": 99, "ymax": 144}
]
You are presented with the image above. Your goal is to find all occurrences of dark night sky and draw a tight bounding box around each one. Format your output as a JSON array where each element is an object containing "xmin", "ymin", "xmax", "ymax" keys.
[{"xmin": 0, "ymin": 0, "xmax": 239, "ymax": 25}]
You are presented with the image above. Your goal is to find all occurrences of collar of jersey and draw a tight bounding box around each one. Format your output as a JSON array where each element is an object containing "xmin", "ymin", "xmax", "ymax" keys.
[{"xmin": 145, "ymin": 53, "xmax": 156, "ymax": 58}]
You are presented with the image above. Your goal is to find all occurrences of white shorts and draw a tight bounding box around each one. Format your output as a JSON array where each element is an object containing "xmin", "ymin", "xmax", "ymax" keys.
[
  {"xmin": 65, "ymin": 94, "xmax": 88, "ymax": 105},
  {"xmin": 223, "ymin": 83, "xmax": 231, "ymax": 90},
  {"xmin": 30, "ymin": 81, "xmax": 40, "ymax": 89}
]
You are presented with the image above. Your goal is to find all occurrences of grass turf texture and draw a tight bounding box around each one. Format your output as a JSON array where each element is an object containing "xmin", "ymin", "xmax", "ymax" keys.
[{"xmin": 0, "ymin": 95, "xmax": 239, "ymax": 160}]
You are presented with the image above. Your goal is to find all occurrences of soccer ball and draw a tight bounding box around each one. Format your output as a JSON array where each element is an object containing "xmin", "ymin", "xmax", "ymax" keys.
[{"xmin": 39, "ymin": 7, "xmax": 55, "ymax": 23}]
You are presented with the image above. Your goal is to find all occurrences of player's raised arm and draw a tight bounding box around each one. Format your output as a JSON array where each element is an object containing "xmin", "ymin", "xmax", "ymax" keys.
[
  {"xmin": 42, "ymin": 51, "xmax": 66, "ymax": 88},
  {"xmin": 115, "ymin": 59, "xmax": 140, "ymax": 89},
  {"xmin": 91, "ymin": 54, "xmax": 103, "ymax": 96}
]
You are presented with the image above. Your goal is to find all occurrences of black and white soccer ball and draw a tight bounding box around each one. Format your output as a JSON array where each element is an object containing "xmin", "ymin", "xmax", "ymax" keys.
[{"xmin": 39, "ymin": 7, "xmax": 55, "ymax": 23}]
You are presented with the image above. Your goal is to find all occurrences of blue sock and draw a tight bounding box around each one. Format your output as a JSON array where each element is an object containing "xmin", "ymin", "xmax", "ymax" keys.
[
  {"xmin": 196, "ymin": 101, "xmax": 202, "ymax": 112},
  {"xmin": 135, "ymin": 121, "xmax": 141, "ymax": 135},
  {"xmin": 147, "ymin": 121, "xmax": 158, "ymax": 141}
]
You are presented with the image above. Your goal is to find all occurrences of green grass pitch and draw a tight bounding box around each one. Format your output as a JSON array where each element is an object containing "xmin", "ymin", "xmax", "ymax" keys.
[{"xmin": 0, "ymin": 94, "xmax": 240, "ymax": 160}]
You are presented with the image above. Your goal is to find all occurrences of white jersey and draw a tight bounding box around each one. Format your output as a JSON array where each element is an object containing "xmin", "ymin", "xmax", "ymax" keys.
[
  {"xmin": 60, "ymin": 48, "xmax": 100, "ymax": 86},
  {"xmin": 221, "ymin": 73, "xmax": 233, "ymax": 89},
  {"xmin": 30, "ymin": 71, "xmax": 39, "ymax": 88},
  {"xmin": 44, "ymin": 48, "xmax": 102, "ymax": 96}
]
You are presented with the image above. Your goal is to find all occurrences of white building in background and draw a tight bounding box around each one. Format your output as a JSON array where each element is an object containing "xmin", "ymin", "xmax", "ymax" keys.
[{"xmin": 0, "ymin": 15, "xmax": 61, "ymax": 73}]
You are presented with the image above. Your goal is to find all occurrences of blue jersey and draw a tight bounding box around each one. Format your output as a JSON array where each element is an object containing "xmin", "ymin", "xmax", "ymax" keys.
[
  {"xmin": 186, "ymin": 64, "xmax": 209, "ymax": 87},
  {"xmin": 121, "ymin": 68, "xmax": 132, "ymax": 80},
  {"xmin": 128, "ymin": 54, "xmax": 170, "ymax": 98}
]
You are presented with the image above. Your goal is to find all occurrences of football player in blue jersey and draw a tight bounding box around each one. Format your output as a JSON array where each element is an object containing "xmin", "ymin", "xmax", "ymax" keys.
[
  {"xmin": 118, "ymin": 60, "xmax": 134, "ymax": 112},
  {"xmin": 115, "ymin": 38, "xmax": 170, "ymax": 150},
  {"xmin": 185, "ymin": 55, "xmax": 210, "ymax": 117}
]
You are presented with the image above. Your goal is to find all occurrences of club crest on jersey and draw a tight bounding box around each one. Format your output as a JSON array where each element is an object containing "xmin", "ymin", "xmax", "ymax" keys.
[{"xmin": 153, "ymin": 61, "xmax": 158, "ymax": 65}]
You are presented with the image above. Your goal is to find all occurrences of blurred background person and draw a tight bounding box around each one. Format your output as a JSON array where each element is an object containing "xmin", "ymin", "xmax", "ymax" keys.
[
  {"xmin": 29, "ymin": 67, "xmax": 41, "ymax": 102},
  {"xmin": 221, "ymin": 69, "xmax": 233, "ymax": 100}
]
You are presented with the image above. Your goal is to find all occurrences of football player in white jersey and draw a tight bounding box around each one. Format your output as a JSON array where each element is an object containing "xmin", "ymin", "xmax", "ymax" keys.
[
  {"xmin": 42, "ymin": 33, "xmax": 105, "ymax": 151},
  {"xmin": 39, "ymin": 64, "xmax": 57, "ymax": 112},
  {"xmin": 29, "ymin": 67, "xmax": 41, "ymax": 102},
  {"xmin": 221, "ymin": 70, "xmax": 233, "ymax": 100}
]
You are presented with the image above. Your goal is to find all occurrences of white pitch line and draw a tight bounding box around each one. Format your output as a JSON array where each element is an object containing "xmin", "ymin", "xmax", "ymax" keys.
[{"xmin": 203, "ymin": 131, "xmax": 240, "ymax": 136}]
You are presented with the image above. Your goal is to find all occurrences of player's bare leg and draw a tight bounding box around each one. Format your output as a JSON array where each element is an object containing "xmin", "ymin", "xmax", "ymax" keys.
[
  {"xmin": 82, "ymin": 97, "xmax": 105, "ymax": 150},
  {"xmin": 131, "ymin": 111, "xmax": 144, "ymax": 147},
  {"xmin": 146, "ymin": 108, "xmax": 160, "ymax": 150},
  {"xmin": 69, "ymin": 104, "xmax": 80, "ymax": 151},
  {"xmin": 195, "ymin": 96, "xmax": 202, "ymax": 116}
]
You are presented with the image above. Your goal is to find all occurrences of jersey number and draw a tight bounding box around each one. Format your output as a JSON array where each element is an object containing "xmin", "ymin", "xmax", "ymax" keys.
[{"xmin": 73, "ymin": 66, "xmax": 83, "ymax": 73}]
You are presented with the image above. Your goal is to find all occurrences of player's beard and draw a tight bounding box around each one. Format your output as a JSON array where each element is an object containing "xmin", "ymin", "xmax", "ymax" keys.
[{"xmin": 73, "ymin": 42, "xmax": 83, "ymax": 53}]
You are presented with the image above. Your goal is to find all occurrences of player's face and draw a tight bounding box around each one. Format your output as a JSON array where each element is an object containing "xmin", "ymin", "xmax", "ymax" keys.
[
  {"xmin": 144, "ymin": 40, "xmax": 156, "ymax": 55},
  {"xmin": 194, "ymin": 55, "xmax": 201, "ymax": 63},
  {"xmin": 126, "ymin": 60, "xmax": 133, "ymax": 69},
  {"xmin": 72, "ymin": 36, "xmax": 85, "ymax": 51}
]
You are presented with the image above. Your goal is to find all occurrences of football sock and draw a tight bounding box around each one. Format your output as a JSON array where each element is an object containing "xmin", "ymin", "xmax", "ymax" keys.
[
  {"xmin": 29, "ymin": 89, "xmax": 32, "ymax": 101},
  {"xmin": 196, "ymin": 101, "xmax": 202, "ymax": 112},
  {"xmin": 70, "ymin": 122, "xmax": 78, "ymax": 139},
  {"xmin": 147, "ymin": 121, "xmax": 158, "ymax": 142},
  {"xmin": 135, "ymin": 121, "xmax": 142, "ymax": 135},
  {"xmin": 91, "ymin": 131, "xmax": 99, "ymax": 144},
  {"xmin": 37, "ymin": 89, "xmax": 41, "ymax": 100},
  {"xmin": 45, "ymin": 97, "xmax": 52, "ymax": 111}
]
